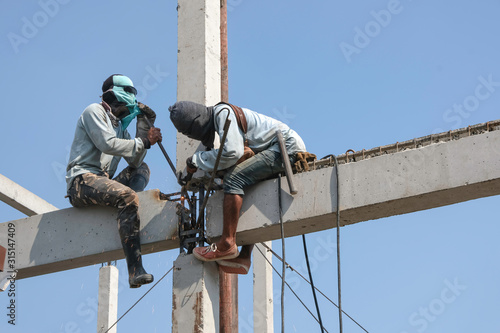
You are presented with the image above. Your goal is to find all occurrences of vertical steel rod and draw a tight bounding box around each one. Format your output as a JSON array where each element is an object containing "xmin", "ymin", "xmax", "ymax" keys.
[{"xmin": 219, "ymin": 1, "xmax": 238, "ymax": 332}]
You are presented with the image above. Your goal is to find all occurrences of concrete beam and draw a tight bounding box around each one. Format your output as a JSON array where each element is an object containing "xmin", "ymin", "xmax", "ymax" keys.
[
  {"xmin": 0, "ymin": 174, "xmax": 57, "ymax": 216},
  {"xmin": 206, "ymin": 128, "xmax": 500, "ymax": 244},
  {"xmin": 0, "ymin": 190, "xmax": 178, "ymax": 280},
  {"xmin": 4, "ymin": 126, "xmax": 499, "ymax": 282}
]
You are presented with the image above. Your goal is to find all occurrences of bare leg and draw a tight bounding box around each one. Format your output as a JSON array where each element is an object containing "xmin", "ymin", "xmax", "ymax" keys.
[{"xmin": 217, "ymin": 193, "xmax": 243, "ymax": 252}]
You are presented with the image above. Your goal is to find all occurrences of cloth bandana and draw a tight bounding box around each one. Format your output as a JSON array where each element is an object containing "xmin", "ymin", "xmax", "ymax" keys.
[{"xmin": 112, "ymin": 76, "xmax": 141, "ymax": 130}]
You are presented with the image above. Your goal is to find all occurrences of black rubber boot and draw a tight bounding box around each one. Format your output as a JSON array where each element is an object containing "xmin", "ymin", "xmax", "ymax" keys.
[{"xmin": 121, "ymin": 235, "xmax": 154, "ymax": 288}]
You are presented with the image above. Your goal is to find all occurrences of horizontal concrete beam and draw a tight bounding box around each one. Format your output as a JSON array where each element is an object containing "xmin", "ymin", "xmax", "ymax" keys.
[
  {"xmin": 0, "ymin": 174, "xmax": 58, "ymax": 216},
  {"xmin": 206, "ymin": 128, "xmax": 500, "ymax": 245},
  {"xmin": 0, "ymin": 190, "xmax": 178, "ymax": 280},
  {"xmin": 3, "ymin": 125, "xmax": 500, "ymax": 281}
]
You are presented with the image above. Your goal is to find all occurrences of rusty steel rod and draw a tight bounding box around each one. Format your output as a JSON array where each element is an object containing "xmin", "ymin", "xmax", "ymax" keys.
[
  {"xmin": 276, "ymin": 130, "xmax": 298, "ymax": 195},
  {"xmin": 219, "ymin": 1, "xmax": 238, "ymax": 332},
  {"xmin": 142, "ymin": 116, "xmax": 177, "ymax": 177}
]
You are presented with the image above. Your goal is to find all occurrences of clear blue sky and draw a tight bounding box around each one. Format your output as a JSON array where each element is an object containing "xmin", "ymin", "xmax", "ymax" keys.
[{"xmin": 1, "ymin": 0, "xmax": 500, "ymax": 332}]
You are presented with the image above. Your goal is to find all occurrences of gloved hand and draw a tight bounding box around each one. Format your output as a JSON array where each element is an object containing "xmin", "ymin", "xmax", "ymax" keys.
[
  {"xmin": 136, "ymin": 102, "xmax": 157, "ymax": 139},
  {"xmin": 186, "ymin": 156, "xmax": 198, "ymax": 174},
  {"xmin": 137, "ymin": 102, "xmax": 156, "ymax": 124}
]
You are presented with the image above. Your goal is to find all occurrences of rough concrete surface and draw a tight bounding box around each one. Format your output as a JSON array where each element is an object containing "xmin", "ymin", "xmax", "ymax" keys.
[{"xmin": 206, "ymin": 128, "xmax": 500, "ymax": 245}]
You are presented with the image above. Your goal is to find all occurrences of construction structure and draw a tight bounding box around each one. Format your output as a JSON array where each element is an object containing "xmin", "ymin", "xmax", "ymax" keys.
[{"xmin": 2, "ymin": 1, "xmax": 500, "ymax": 332}]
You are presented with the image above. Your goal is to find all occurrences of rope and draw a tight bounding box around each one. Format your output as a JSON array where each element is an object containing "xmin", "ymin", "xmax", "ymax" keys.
[
  {"xmin": 278, "ymin": 176, "xmax": 286, "ymax": 333},
  {"xmin": 255, "ymin": 245, "xmax": 329, "ymax": 333},
  {"xmin": 302, "ymin": 234, "xmax": 325, "ymax": 332},
  {"xmin": 259, "ymin": 242, "xmax": 369, "ymax": 333},
  {"xmin": 104, "ymin": 266, "xmax": 174, "ymax": 333},
  {"xmin": 333, "ymin": 155, "xmax": 343, "ymax": 333}
]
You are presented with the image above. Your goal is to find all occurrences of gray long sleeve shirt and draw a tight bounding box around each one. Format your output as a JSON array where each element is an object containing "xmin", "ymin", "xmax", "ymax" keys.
[
  {"xmin": 65, "ymin": 103, "xmax": 147, "ymax": 191},
  {"xmin": 191, "ymin": 104, "xmax": 306, "ymax": 171}
]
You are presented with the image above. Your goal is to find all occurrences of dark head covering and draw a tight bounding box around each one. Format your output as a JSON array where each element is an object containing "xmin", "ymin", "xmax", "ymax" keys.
[
  {"xmin": 169, "ymin": 101, "xmax": 215, "ymax": 149},
  {"xmin": 102, "ymin": 74, "xmax": 126, "ymax": 92}
]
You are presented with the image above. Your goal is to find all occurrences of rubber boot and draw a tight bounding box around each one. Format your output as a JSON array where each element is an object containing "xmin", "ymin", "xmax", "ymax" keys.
[{"xmin": 121, "ymin": 235, "xmax": 154, "ymax": 288}]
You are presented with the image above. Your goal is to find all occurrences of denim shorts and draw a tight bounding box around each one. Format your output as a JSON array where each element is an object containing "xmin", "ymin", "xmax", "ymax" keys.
[{"xmin": 223, "ymin": 148, "xmax": 297, "ymax": 195}]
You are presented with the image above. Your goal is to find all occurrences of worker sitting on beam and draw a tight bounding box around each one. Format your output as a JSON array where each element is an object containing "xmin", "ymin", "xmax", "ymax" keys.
[
  {"xmin": 66, "ymin": 74, "xmax": 162, "ymax": 288},
  {"xmin": 169, "ymin": 101, "xmax": 307, "ymax": 274}
]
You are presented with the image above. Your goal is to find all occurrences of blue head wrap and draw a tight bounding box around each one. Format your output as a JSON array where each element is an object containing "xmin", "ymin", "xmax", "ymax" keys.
[{"xmin": 111, "ymin": 75, "xmax": 141, "ymax": 130}]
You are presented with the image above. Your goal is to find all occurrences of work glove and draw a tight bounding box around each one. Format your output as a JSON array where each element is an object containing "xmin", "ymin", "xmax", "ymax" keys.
[
  {"xmin": 186, "ymin": 156, "xmax": 198, "ymax": 174},
  {"xmin": 136, "ymin": 102, "xmax": 157, "ymax": 139}
]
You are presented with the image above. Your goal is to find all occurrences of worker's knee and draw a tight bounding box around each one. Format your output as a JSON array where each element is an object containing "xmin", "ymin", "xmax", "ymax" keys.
[
  {"xmin": 121, "ymin": 189, "xmax": 140, "ymax": 208},
  {"xmin": 223, "ymin": 172, "xmax": 246, "ymax": 195},
  {"xmin": 127, "ymin": 163, "xmax": 150, "ymax": 192},
  {"xmin": 136, "ymin": 162, "xmax": 151, "ymax": 180},
  {"xmin": 223, "ymin": 150, "xmax": 280, "ymax": 195}
]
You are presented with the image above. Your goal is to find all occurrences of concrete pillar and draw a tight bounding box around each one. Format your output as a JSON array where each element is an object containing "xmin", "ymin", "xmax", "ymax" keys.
[
  {"xmin": 176, "ymin": 0, "xmax": 221, "ymax": 171},
  {"xmin": 253, "ymin": 242, "xmax": 274, "ymax": 332},
  {"xmin": 172, "ymin": 253, "xmax": 219, "ymax": 332},
  {"xmin": 174, "ymin": 1, "xmax": 222, "ymax": 331},
  {"xmin": 97, "ymin": 265, "xmax": 118, "ymax": 333}
]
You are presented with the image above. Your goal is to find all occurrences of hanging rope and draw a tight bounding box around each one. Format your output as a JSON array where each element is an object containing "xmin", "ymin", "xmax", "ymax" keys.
[
  {"xmin": 302, "ymin": 234, "xmax": 325, "ymax": 332},
  {"xmin": 278, "ymin": 176, "xmax": 286, "ymax": 333},
  {"xmin": 104, "ymin": 266, "xmax": 174, "ymax": 333},
  {"xmin": 255, "ymin": 245, "xmax": 329, "ymax": 333},
  {"xmin": 259, "ymin": 242, "xmax": 369, "ymax": 333}
]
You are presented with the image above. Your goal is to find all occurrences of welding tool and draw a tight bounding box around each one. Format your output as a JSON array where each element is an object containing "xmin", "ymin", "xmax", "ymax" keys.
[
  {"xmin": 142, "ymin": 116, "xmax": 177, "ymax": 177},
  {"xmin": 276, "ymin": 129, "xmax": 298, "ymax": 195},
  {"xmin": 178, "ymin": 170, "xmax": 193, "ymax": 186}
]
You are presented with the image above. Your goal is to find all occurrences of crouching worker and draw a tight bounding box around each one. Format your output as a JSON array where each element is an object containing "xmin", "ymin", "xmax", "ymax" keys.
[
  {"xmin": 66, "ymin": 74, "xmax": 162, "ymax": 288},
  {"xmin": 169, "ymin": 101, "xmax": 307, "ymax": 274}
]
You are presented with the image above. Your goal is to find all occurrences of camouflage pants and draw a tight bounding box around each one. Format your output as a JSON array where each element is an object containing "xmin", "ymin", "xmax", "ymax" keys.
[{"xmin": 67, "ymin": 163, "xmax": 150, "ymax": 240}]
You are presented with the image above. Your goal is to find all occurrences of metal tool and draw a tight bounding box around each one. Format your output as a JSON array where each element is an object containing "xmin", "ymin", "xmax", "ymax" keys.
[
  {"xmin": 195, "ymin": 113, "xmax": 232, "ymax": 226},
  {"xmin": 142, "ymin": 116, "xmax": 177, "ymax": 177},
  {"xmin": 276, "ymin": 129, "xmax": 298, "ymax": 195}
]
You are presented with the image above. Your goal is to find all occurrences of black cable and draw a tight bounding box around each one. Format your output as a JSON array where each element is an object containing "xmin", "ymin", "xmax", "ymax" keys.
[
  {"xmin": 259, "ymin": 242, "xmax": 369, "ymax": 333},
  {"xmin": 278, "ymin": 176, "xmax": 286, "ymax": 333},
  {"xmin": 302, "ymin": 234, "xmax": 325, "ymax": 333},
  {"xmin": 255, "ymin": 245, "xmax": 329, "ymax": 333},
  {"xmin": 333, "ymin": 155, "xmax": 343, "ymax": 333},
  {"xmin": 104, "ymin": 266, "xmax": 174, "ymax": 333}
]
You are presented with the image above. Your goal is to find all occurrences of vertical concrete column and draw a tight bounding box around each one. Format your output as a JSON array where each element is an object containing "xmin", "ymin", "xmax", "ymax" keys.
[
  {"xmin": 175, "ymin": 1, "xmax": 222, "ymax": 331},
  {"xmin": 97, "ymin": 265, "xmax": 118, "ymax": 333},
  {"xmin": 176, "ymin": 0, "xmax": 221, "ymax": 171},
  {"xmin": 253, "ymin": 242, "xmax": 274, "ymax": 332},
  {"xmin": 172, "ymin": 253, "xmax": 219, "ymax": 332}
]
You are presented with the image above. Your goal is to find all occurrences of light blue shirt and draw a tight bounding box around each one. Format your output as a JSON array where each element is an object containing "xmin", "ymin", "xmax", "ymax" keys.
[
  {"xmin": 66, "ymin": 103, "xmax": 147, "ymax": 190},
  {"xmin": 192, "ymin": 104, "xmax": 306, "ymax": 171}
]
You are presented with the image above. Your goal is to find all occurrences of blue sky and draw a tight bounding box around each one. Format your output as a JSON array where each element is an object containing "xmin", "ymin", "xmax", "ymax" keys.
[{"xmin": 1, "ymin": 0, "xmax": 500, "ymax": 332}]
